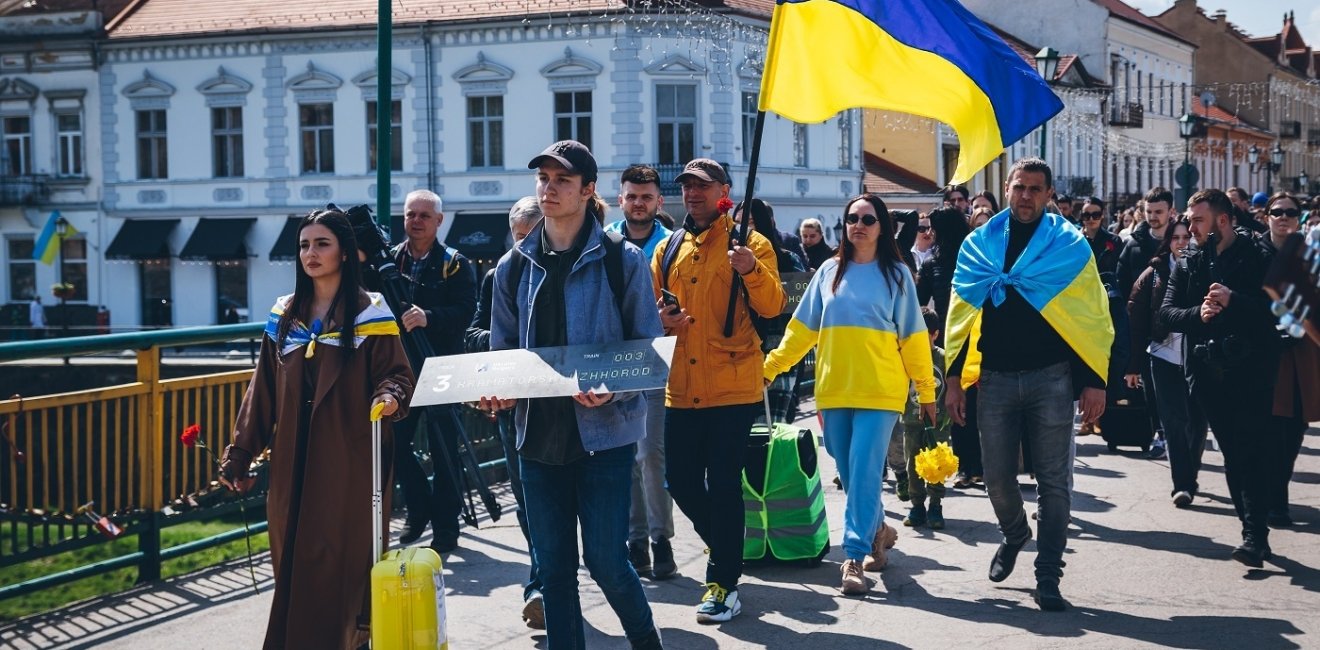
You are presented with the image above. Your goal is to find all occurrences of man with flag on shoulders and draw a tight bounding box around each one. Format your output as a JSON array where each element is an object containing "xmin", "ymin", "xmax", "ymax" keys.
[{"xmin": 945, "ymin": 158, "xmax": 1112, "ymax": 612}]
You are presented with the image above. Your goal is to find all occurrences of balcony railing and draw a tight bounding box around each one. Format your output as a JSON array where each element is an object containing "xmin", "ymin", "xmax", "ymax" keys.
[
  {"xmin": 1279, "ymin": 121, "xmax": 1302, "ymax": 139},
  {"xmin": 1109, "ymin": 102, "xmax": 1144, "ymax": 128},
  {"xmin": 653, "ymin": 161, "xmax": 732, "ymax": 197},
  {"xmin": 0, "ymin": 174, "xmax": 51, "ymax": 206}
]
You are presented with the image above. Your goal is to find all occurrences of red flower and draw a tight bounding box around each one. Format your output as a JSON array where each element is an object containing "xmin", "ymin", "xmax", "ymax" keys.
[
  {"xmin": 717, "ymin": 197, "xmax": 735, "ymax": 214},
  {"xmin": 1105, "ymin": 240, "xmax": 1116, "ymax": 252},
  {"xmin": 180, "ymin": 424, "xmax": 201, "ymax": 448}
]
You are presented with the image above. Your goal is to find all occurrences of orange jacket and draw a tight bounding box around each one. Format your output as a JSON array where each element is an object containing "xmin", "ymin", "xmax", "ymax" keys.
[{"xmin": 652, "ymin": 214, "xmax": 786, "ymax": 408}]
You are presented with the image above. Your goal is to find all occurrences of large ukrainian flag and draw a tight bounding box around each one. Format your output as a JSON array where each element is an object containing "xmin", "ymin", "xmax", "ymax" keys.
[
  {"xmin": 944, "ymin": 210, "xmax": 1113, "ymax": 389},
  {"xmin": 760, "ymin": 0, "xmax": 1064, "ymax": 184}
]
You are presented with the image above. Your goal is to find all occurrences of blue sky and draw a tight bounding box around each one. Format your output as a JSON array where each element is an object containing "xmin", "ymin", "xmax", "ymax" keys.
[{"xmin": 1126, "ymin": 0, "xmax": 1320, "ymax": 42}]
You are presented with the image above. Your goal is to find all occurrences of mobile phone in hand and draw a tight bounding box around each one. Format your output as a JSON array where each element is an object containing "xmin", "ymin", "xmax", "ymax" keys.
[{"xmin": 660, "ymin": 289, "xmax": 681, "ymax": 314}]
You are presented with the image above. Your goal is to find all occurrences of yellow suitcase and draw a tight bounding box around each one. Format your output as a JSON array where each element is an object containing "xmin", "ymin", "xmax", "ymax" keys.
[{"xmin": 369, "ymin": 415, "xmax": 449, "ymax": 649}]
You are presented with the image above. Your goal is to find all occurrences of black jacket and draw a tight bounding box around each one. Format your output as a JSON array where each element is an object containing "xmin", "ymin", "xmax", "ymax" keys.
[
  {"xmin": 1158, "ymin": 234, "xmax": 1277, "ymax": 374},
  {"xmin": 390, "ymin": 241, "xmax": 478, "ymax": 357},
  {"xmin": 1086, "ymin": 227, "xmax": 1124, "ymax": 291},
  {"xmin": 1126, "ymin": 253, "xmax": 1175, "ymax": 375},
  {"xmin": 804, "ymin": 241, "xmax": 834, "ymax": 270},
  {"xmin": 1116, "ymin": 221, "xmax": 1159, "ymax": 299},
  {"xmin": 465, "ymin": 268, "xmax": 497, "ymax": 353}
]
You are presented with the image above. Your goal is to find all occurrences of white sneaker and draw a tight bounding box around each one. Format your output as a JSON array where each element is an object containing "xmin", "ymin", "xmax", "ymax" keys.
[{"xmin": 696, "ymin": 583, "xmax": 741, "ymax": 623}]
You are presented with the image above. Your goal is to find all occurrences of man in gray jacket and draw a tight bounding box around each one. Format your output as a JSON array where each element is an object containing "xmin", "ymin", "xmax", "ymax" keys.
[{"xmin": 485, "ymin": 140, "xmax": 664, "ymax": 650}]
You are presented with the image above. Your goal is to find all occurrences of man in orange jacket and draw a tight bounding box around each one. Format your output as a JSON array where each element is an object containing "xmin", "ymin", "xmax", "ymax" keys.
[{"xmin": 651, "ymin": 158, "xmax": 786, "ymax": 623}]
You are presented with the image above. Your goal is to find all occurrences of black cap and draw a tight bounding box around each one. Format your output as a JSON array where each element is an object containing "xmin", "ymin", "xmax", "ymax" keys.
[
  {"xmin": 674, "ymin": 158, "xmax": 729, "ymax": 185},
  {"xmin": 527, "ymin": 140, "xmax": 598, "ymax": 184}
]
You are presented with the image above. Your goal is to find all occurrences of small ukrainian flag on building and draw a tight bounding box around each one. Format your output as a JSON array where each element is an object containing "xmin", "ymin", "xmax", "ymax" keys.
[{"xmin": 32, "ymin": 211, "xmax": 77, "ymax": 265}]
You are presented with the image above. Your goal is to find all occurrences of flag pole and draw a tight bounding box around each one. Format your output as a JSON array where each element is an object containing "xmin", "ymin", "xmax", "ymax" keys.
[{"xmin": 724, "ymin": 109, "xmax": 768, "ymax": 338}]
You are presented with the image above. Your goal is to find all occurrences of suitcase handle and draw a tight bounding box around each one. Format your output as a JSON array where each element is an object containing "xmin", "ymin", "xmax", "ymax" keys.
[
  {"xmin": 762, "ymin": 387, "xmax": 773, "ymax": 426},
  {"xmin": 371, "ymin": 405, "xmax": 385, "ymax": 565}
]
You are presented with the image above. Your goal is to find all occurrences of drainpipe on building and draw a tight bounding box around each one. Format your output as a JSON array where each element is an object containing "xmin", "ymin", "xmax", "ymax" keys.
[{"xmin": 423, "ymin": 24, "xmax": 437, "ymax": 192}]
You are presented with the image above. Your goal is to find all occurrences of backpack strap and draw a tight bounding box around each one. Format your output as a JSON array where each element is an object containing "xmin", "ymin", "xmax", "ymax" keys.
[
  {"xmin": 658, "ymin": 228, "xmax": 688, "ymax": 291},
  {"xmin": 601, "ymin": 230, "xmax": 626, "ymax": 318}
]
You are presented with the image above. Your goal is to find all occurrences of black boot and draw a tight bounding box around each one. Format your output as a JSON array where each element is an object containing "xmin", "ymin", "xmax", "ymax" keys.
[
  {"xmin": 651, "ymin": 538, "xmax": 677, "ymax": 579},
  {"xmin": 398, "ymin": 516, "xmax": 429, "ymax": 545},
  {"xmin": 630, "ymin": 627, "xmax": 664, "ymax": 650},
  {"xmin": 989, "ymin": 532, "xmax": 1031, "ymax": 583},
  {"xmin": 1231, "ymin": 537, "xmax": 1272, "ymax": 568},
  {"xmin": 1033, "ymin": 581, "xmax": 1067, "ymax": 612}
]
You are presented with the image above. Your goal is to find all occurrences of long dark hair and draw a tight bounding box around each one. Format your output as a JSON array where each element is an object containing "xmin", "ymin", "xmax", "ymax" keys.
[
  {"xmin": 737, "ymin": 198, "xmax": 795, "ymax": 271},
  {"xmin": 276, "ymin": 209, "xmax": 367, "ymax": 358},
  {"xmin": 972, "ymin": 190, "xmax": 999, "ymax": 213},
  {"xmin": 833, "ymin": 194, "xmax": 905, "ymax": 295},
  {"xmin": 1151, "ymin": 216, "xmax": 1189, "ymax": 265},
  {"xmin": 928, "ymin": 207, "xmax": 971, "ymax": 267}
]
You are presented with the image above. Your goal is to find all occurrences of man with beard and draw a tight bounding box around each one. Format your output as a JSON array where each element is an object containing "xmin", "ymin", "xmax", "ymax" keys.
[{"xmin": 604, "ymin": 164, "xmax": 678, "ymax": 580}]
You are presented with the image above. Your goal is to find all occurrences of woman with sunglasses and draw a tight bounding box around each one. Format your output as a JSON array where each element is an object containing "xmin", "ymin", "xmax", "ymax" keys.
[
  {"xmin": 1126, "ymin": 217, "xmax": 1206, "ymax": 506},
  {"xmin": 763, "ymin": 194, "xmax": 936, "ymax": 596},
  {"xmin": 1259, "ymin": 192, "xmax": 1320, "ymax": 527}
]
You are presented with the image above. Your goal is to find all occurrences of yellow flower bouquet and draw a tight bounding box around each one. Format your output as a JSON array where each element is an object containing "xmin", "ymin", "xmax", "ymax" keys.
[{"xmin": 914, "ymin": 440, "xmax": 959, "ymax": 486}]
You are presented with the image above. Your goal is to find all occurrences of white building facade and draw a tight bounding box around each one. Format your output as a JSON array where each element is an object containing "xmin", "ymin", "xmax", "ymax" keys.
[{"xmin": 5, "ymin": 1, "xmax": 862, "ymax": 329}]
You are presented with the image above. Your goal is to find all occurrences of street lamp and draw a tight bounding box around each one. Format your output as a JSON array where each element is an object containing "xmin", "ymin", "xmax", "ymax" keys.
[
  {"xmin": 1300, "ymin": 169, "xmax": 1310, "ymax": 194},
  {"xmin": 832, "ymin": 217, "xmax": 844, "ymax": 245},
  {"xmin": 1176, "ymin": 113, "xmax": 1199, "ymax": 208},
  {"xmin": 1034, "ymin": 47, "xmax": 1060, "ymax": 159},
  {"xmin": 55, "ymin": 216, "xmax": 69, "ymax": 339}
]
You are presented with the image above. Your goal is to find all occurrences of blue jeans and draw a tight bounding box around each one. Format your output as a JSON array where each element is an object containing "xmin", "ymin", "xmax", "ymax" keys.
[
  {"xmin": 822, "ymin": 408, "xmax": 900, "ymax": 561},
  {"xmin": 1149, "ymin": 357, "xmax": 1206, "ymax": 496},
  {"xmin": 978, "ymin": 362, "xmax": 1075, "ymax": 583},
  {"xmin": 630, "ymin": 389, "xmax": 675, "ymax": 543},
  {"xmin": 496, "ymin": 412, "xmax": 542, "ymax": 600},
  {"xmin": 521, "ymin": 444, "xmax": 655, "ymax": 650}
]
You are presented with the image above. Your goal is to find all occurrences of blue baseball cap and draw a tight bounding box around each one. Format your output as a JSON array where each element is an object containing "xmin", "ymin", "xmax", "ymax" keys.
[{"xmin": 1251, "ymin": 191, "xmax": 1269, "ymax": 207}]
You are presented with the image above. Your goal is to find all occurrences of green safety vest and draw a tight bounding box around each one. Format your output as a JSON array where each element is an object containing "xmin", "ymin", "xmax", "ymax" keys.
[{"xmin": 742, "ymin": 423, "xmax": 829, "ymax": 561}]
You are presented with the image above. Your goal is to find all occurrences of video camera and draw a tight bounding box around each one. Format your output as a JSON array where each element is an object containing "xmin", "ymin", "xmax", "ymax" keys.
[{"xmin": 330, "ymin": 203, "xmax": 400, "ymax": 281}]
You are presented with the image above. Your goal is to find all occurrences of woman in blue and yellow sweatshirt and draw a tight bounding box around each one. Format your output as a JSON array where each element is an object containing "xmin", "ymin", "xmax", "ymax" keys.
[{"xmin": 764, "ymin": 194, "xmax": 937, "ymax": 596}]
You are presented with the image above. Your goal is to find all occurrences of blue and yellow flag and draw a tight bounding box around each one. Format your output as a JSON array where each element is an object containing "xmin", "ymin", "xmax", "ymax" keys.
[
  {"xmin": 760, "ymin": 0, "xmax": 1064, "ymax": 183},
  {"xmin": 33, "ymin": 211, "xmax": 77, "ymax": 265},
  {"xmin": 945, "ymin": 210, "xmax": 1112, "ymax": 388},
  {"xmin": 265, "ymin": 291, "xmax": 400, "ymax": 357}
]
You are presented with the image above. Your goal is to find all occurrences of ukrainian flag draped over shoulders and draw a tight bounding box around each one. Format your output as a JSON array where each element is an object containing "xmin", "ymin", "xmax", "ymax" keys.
[
  {"xmin": 944, "ymin": 210, "xmax": 1112, "ymax": 389},
  {"xmin": 760, "ymin": 0, "xmax": 1063, "ymax": 184},
  {"xmin": 264, "ymin": 291, "xmax": 400, "ymax": 357}
]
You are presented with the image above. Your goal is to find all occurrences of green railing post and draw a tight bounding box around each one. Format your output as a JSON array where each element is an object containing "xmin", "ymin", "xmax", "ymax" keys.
[{"xmin": 137, "ymin": 511, "xmax": 162, "ymax": 583}]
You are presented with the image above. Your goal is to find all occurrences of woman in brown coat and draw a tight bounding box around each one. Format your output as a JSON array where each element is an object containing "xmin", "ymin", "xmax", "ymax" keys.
[
  {"xmin": 1260, "ymin": 193, "xmax": 1319, "ymax": 527},
  {"xmin": 220, "ymin": 210, "xmax": 414, "ymax": 649}
]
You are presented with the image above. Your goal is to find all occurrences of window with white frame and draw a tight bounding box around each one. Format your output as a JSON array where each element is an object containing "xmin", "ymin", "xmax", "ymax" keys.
[
  {"xmin": 553, "ymin": 91, "xmax": 592, "ymax": 150},
  {"xmin": 467, "ymin": 95, "xmax": 504, "ymax": 169},
  {"xmin": 793, "ymin": 122, "xmax": 808, "ymax": 168},
  {"xmin": 56, "ymin": 112, "xmax": 83, "ymax": 177},
  {"xmin": 2, "ymin": 116, "xmax": 32, "ymax": 176},
  {"xmin": 300, "ymin": 103, "xmax": 334, "ymax": 174},
  {"xmin": 656, "ymin": 84, "xmax": 696, "ymax": 165},
  {"xmin": 212, "ymin": 106, "xmax": 244, "ymax": 178},
  {"xmin": 135, "ymin": 109, "xmax": 168, "ymax": 179},
  {"xmin": 61, "ymin": 237, "xmax": 88, "ymax": 302},
  {"xmin": 741, "ymin": 91, "xmax": 758, "ymax": 164},
  {"xmin": 7, "ymin": 237, "xmax": 36, "ymax": 301},
  {"xmin": 838, "ymin": 111, "xmax": 853, "ymax": 169},
  {"xmin": 367, "ymin": 100, "xmax": 402, "ymax": 172}
]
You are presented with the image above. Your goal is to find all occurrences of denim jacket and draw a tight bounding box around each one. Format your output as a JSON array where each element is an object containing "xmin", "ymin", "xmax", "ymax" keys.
[{"xmin": 490, "ymin": 218, "xmax": 664, "ymax": 453}]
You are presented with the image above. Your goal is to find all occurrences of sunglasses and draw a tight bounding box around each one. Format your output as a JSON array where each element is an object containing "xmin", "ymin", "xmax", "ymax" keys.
[
  {"xmin": 1081, "ymin": 211, "xmax": 1104, "ymax": 220},
  {"xmin": 845, "ymin": 214, "xmax": 879, "ymax": 226},
  {"xmin": 916, "ymin": 225, "xmax": 931, "ymax": 233},
  {"xmin": 1269, "ymin": 208, "xmax": 1300, "ymax": 218}
]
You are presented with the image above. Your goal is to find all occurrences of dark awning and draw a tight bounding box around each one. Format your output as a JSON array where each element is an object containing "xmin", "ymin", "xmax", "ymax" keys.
[
  {"xmin": 179, "ymin": 218, "xmax": 256, "ymax": 261},
  {"xmin": 105, "ymin": 219, "xmax": 179, "ymax": 261},
  {"xmin": 268, "ymin": 216, "xmax": 302, "ymax": 262},
  {"xmin": 445, "ymin": 212, "xmax": 511, "ymax": 263}
]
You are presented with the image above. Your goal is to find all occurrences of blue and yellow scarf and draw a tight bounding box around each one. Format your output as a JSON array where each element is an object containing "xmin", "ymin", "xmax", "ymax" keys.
[
  {"xmin": 945, "ymin": 210, "xmax": 1113, "ymax": 388},
  {"xmin": 264, "ymin": 292, "xmax": 400, "ymax": 358}
]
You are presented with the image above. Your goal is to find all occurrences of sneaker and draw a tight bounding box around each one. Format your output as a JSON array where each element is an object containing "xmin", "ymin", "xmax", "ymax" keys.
[
  {"xmin": 628, "ymin": 539, "xmax": 653, "ymax": 577},
  {"xmin": 863, "ymin": 523, "xmax": 898, "ymax": 571},
  {"xmin": 521, "ymin": 591, "xmax": 546, "ymax": 629},
  {"xmin": 840, "ymin": 559, "xmax": 868, "ymax": 595},
  {"xmin": 696, "ymin": 583, "xmax": 741, "ymax": 623},
  {"xmin": 952, "ymin": 473, "xmax": 972, "ymax": 489},
  {"xmin": 1146, "ymin": 441, "xmax": 1167, "ymax": 460},
  {"xmin": 1172, "ymin": 491, "xmax": 1193, "ymax": 508},
  {"xmin": 895, "ymin": 476, "xmax": 910, "ymax": 502},
  {"xmin": 903, "ymin": 503, "xmax": 927, "ymax": 528},
  {"xmin": 651, "ymin": 538, "xmax": 677, "ymax": 579},
  {"xmin": 398, "ymin": 518, "xmax": 429, "ymax": 545},
  {"xmin": 927, "ymin": 502, "xmax": 945, "ymax": 530}
]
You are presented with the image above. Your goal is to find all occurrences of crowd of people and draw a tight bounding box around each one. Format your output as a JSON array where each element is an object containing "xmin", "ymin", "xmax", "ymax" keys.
[{"xmin": 216, "ymin": 140, "xmax": 1318, "ymax": 649}]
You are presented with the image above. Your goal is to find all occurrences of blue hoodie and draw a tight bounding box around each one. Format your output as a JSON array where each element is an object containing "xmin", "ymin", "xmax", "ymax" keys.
[{"xmin": 604, "ymin": 218, "xmax": 671, "ymax": 259}]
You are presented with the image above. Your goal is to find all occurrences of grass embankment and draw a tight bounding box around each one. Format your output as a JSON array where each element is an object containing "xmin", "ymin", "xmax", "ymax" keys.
[{"xmin": 0, "ymin": 514, "xmax": 269, "ymax": 622}]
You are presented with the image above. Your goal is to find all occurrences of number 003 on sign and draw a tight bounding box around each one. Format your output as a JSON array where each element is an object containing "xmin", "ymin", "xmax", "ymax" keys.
[{"xmin": 410, "ymin": 337, "xmax": 677, "ymax": 406}]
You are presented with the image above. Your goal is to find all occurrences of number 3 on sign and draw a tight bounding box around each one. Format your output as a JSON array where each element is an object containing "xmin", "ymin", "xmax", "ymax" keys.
[{"xmin": 431, "ymin": 375, "xmax": 452, "ymax": 392}]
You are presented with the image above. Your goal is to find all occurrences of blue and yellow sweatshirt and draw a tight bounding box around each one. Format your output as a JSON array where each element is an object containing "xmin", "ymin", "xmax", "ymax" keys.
[{"xmin": 763, "ymin": 258, "xmax": 936, "ymax": 412}]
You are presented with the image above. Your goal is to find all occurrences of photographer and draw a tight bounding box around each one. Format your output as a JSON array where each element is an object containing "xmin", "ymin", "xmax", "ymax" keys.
[
  {"xmin": 391, "ymin": 189, "xmax": 478, "ymax": 552},
  {"xmin": 1158, "ymin": 189, "xmax": 1279, "ymax": 568}
]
